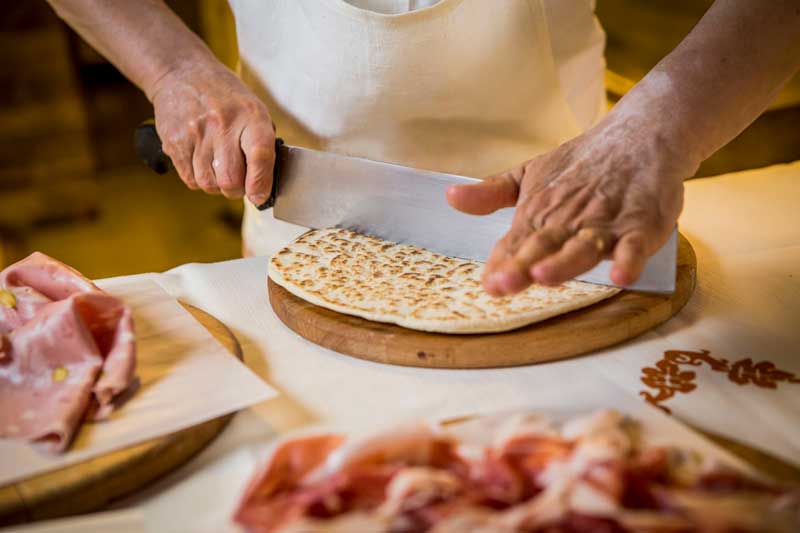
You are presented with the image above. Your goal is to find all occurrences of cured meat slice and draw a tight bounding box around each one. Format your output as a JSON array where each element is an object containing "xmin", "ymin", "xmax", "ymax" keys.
[
  {"xmin": 234, "ymin": 410, "xmax": 800, "ymax": 533},
  {"xmin": 305, "ymin": 424, "xmax": 465, "ymax": 483},
  {"xmin": 78, "ymin": 292, "xmax": 136, "ymax": 418},
  {"xmin": 0, "ymin": 253, "xmax": 136, "ymax": 452},
  {"xmin": 378, "ymin": 467, "xmax": 463, "ymax": 516},
  {"xmin": 234, "ymin": 435, "xmax": 346, "ymax": 532},
  {"xmin": 1, "ymin": 252, "xmax": 97, "ymax": 325},
  {"xmin": 235, "ymin": 427, "xmax": 470, "ymax": 533}
]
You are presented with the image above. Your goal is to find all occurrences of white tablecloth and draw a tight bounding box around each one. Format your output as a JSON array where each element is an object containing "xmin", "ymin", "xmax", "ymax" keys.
[{"xmin": 17, "ymin": 162, "xmax": 799, "ymax": 532}]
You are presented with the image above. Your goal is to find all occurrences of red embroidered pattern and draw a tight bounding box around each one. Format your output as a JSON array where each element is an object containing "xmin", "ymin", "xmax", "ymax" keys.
[{"xmin": 640, "ymin": 349, "xmax": 800, "ymax": 414}]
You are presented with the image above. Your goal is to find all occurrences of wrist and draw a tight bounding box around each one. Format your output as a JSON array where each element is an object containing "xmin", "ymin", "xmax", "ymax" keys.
[
  {"xmin": 145, "ymin": 50, "xmax": 225, "ymax": 102},
  {"xmin": 599, "ymin": 87, "xmax": 704, "ymax": 181}
]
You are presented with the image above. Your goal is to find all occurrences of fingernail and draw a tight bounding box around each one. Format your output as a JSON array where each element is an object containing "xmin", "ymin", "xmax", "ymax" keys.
[
  {"xmin": 250, "ymin": 195, "xmax": 267, "ymax": 206},
  {"xmin": 610, "ymin": 267, "xmax": 631, "ymax": 286},
  {"xmin": 505, "ymin": 270, "xmax": 527, "ymax": 292},
  {"xmin": 531, "ymin": 265, "xmax": 557, "ymax": 285},
  {"xmin": 487, "ymin": 272, "xmax": 508, "ymax": 295}
]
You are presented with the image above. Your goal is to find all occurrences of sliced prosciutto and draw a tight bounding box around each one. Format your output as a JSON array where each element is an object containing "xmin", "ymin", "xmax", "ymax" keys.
[
  {"xmin": 234, "ymin": 410, "xmax": 800, "ymax": 533},
  {"xmin": 0, "ymin": 252, "xmax": 135, "ymax": 452}
]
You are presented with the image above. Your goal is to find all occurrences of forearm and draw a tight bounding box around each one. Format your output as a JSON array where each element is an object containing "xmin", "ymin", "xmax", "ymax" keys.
[
  {"xmin": 606, "ymin": 0, "xmax": 800, "ymax": 170},
  {"xmin": 47, "ymin": 0, "xmax": 221, "ymax": 100}
]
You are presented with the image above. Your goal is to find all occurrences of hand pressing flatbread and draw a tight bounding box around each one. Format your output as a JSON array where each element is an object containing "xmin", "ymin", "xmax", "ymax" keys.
[{"xmin": 268, "ymin": 229, "xmax": 619, "ymax": 334}]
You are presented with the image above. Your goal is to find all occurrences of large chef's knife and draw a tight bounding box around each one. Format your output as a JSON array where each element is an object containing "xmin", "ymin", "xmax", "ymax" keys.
[{"xmin": 135, "ymin": 124, "xmax": 677, "ymax": 293}]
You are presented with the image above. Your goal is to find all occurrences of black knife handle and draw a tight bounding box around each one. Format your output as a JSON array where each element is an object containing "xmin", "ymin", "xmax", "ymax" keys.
[
  {"xmin": 134, "ymin": 120, "xmax": 172, "ymax": 175},
  {"xmin": 133, "ymin": 120, "xmax": 282, "ymax": 211},
  {"xmin": 262, "ymin": 137, "xmax": 283, "ymax": 210}
]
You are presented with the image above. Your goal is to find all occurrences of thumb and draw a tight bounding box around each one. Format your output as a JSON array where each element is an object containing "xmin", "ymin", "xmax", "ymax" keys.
[{"xmin": 446, "ymin": 173, "xmax": 520, "ymax": 215}]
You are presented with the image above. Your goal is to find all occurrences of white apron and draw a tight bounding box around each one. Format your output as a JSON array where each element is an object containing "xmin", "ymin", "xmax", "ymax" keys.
[{"xmin": 228, "ymin": 0, "xmax": 606, "ymax": 256}]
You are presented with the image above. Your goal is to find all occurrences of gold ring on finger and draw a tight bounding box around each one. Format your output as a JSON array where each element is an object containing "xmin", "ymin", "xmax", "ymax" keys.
[
  {"xmin": 576, "ymin": 228, "xmax": 607, "ymax": 253},
  {"xmin": 529, "ymin": 215, "xmax": 549, "ymax": 232}
]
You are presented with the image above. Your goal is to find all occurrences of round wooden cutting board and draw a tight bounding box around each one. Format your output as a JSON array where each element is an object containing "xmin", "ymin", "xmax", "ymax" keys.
[
  {"xmin": 0, "ymin": 304, "xmax": 241, "ymax": 526},
  {"xmin": 269, "ymin": 234, "xmax": 697, "ymax": 369}
]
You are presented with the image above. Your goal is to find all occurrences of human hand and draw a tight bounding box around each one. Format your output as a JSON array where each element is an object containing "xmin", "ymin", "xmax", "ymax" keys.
[
  {"xmin": 150, "ymin": 64, "xmax": 276, "ymax": 205},
  {"xmin": 447, "ymin": 115, "xmax": 695, "ymax": 296}
]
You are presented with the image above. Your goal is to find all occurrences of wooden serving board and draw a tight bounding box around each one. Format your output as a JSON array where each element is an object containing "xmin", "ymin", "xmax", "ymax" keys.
[
  {"xmin": 269, "ymin": 234, "xmax": 697, "ymax": 369},
  {"xmin": 0, "ymin": 304, "xmax": 240, "ymax": 526}
]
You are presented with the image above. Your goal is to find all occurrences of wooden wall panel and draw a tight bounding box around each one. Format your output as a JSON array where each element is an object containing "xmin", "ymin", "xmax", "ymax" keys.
[{"xmin": 0, "ymin": 4, "xmax": 97, "ymax": 230}]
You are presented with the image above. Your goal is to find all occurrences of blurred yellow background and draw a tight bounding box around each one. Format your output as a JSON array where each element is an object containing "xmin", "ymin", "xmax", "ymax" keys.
[{"xmin": 1, "ymin": 0, "xmax": 799, "ymax": 278}]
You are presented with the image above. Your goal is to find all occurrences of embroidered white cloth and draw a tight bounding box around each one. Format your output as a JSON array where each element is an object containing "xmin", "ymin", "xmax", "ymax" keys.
[{"xmin": 592, "ymin": 162, "xmax": 800, "ymax": 463}]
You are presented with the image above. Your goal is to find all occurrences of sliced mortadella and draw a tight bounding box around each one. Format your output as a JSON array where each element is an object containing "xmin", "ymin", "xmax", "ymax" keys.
[
  {"xmin": 0, "ymin": 292, "xmax": 22, "ymax": 335},
  {"xmin": 0, "ymin": 252, "xmax": 98, "ymax": 301},
  {"xmin": 0, "ymin": 297, "xmax": 105, "ymax": 452},
  {"xmin": 0, "ymin": 251, "xmax": 98, "ymax": 329},
  {"xmin": 74, "ymin": 292, "xmax": 137, "ymax": 419},
  {"xmin": 0, "ymin": 253, "xmax": 136, "ymax": 452}
]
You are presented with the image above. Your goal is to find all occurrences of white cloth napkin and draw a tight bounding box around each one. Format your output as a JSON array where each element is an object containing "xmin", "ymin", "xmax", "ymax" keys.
[{"xmin": 0, "ymin": 279, "xmax": 276, "ymax": 484}]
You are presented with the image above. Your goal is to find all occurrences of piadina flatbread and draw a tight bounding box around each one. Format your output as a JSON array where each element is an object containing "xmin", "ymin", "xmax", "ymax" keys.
[{"xmin": 268, "ymin": 228, "xmax": 620, "ymax": 334}]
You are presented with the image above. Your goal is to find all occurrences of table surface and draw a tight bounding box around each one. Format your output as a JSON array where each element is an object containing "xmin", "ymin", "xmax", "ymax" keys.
[{"xmin": 12, "ymin": 161, "xmax": 799, "ymax": 533}]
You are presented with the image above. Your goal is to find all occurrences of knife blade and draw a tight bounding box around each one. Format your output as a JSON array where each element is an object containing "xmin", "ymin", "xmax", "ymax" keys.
[
  {"xmin": 273, "ymin": 144, "xmax": 677, "ymax": 293},
  {"xmin": 133, "ymin": 123, "xmax": 676, "ymax": 293}
]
